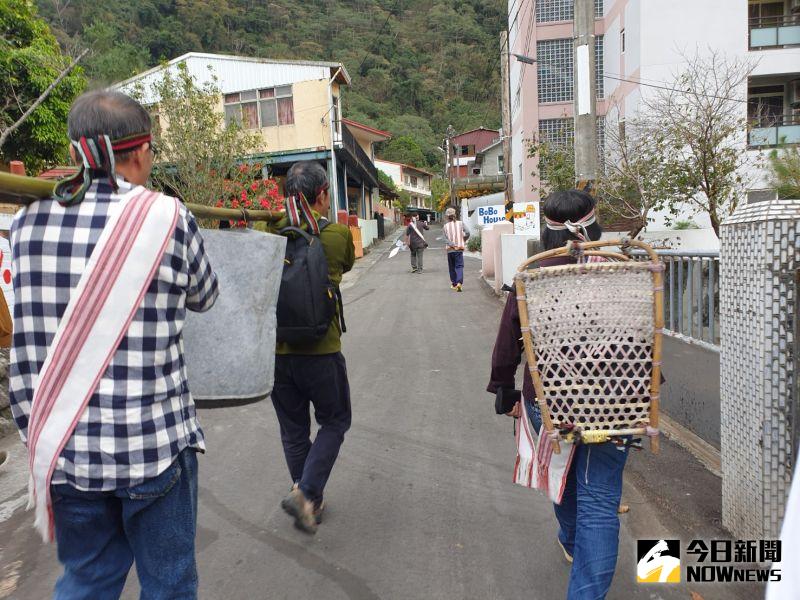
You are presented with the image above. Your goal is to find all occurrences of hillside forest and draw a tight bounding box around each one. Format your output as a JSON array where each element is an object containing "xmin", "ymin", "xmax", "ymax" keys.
[{"xmin": 34, "ymin": 0, "xmax": 506, "ymax": 171}]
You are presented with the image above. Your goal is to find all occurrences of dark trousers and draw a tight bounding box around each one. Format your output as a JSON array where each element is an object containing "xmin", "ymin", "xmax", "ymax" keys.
[
  {"xmin": 447, "ymin": 251, "xmax": 464, "ymax": 285},
  {"xmin": 410, "ymin": 247, "xmax": 424, "ymax": 271},
  {"xmin": 271, "ymin": 353, "xmax": 352, "ymax": 503}
]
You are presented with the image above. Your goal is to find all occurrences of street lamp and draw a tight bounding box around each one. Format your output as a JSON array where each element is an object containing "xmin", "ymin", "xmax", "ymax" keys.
[{"xmin": 512, "ymin": 53, "xmax": 537, "ymax": 65}]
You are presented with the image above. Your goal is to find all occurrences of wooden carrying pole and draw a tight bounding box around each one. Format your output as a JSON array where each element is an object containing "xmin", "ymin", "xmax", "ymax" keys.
[
  {"xmin": 516, "ymin": 238, "xmax": 663, "ymax": 454},
  {"xmin": 0, "ymin": 172, "xmax": 283, "ymax": 223}
]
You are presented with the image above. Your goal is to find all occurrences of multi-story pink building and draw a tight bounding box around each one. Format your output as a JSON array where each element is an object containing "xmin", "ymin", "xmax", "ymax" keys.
[{"xmin": 508, "ymin": 0, "xmax": 800, "ymax": 236}]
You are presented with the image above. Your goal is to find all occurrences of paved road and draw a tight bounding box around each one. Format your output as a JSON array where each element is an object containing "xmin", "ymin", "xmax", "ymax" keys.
[{"xmin": 0, "ymin": 224, "xmax": 758, "ymax": 599}]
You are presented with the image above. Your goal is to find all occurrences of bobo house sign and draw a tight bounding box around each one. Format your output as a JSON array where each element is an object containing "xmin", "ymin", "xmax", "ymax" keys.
[{"xmin": 476, "ymin": 205, "xmax": 507, "ymax": 226}]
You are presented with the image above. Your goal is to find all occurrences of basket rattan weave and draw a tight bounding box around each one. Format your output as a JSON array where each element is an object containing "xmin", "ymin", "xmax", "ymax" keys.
[{"xmin": 515, "ymin": 239, "xmax": 664, "ymax": 453}]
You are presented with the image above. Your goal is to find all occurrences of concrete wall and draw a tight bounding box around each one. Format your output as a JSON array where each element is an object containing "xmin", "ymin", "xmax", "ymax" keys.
[
  {"xmin": 661, "ymin": 335, "xmax": 721, "ymax": 449},
  {"xmin": 358, "ymin": 218, "xmax": 378, "ymax": 248}
]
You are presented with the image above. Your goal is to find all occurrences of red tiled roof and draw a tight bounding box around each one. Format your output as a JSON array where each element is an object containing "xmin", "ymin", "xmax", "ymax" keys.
[
  {"xmin": 341, "ymin": 118, "xmax": 391, "ymax": 139},
  {"xmin": 38, "ymin": 166, "xmax": 78, "ymax": 180}
]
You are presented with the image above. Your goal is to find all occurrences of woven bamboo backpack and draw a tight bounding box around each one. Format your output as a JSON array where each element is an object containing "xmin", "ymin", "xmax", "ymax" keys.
[{"xmin": 515, "ymin": 239, "xmax": 664, "ymax": 454}]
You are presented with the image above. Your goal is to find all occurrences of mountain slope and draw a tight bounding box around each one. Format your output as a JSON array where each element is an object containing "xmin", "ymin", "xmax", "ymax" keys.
[{"xmin": 36, "ymin": 0, "xmax": 506, "ymax": 169}]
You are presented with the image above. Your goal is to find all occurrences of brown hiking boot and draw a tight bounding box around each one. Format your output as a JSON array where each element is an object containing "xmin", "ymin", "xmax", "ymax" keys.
[
  {"xmin": 313, "ymin": 500, "xmax": 325, "ymax": 524},
  {"xmin": 281, "ymin": 486, "xmax": 318, "ymax": 534}
]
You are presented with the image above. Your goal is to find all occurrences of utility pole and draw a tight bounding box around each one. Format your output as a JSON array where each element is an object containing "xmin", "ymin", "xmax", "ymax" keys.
[
  {"xmin": 573, "ymin": 0, "xmax": 597, "ymax": 190},
  {"xmin": 446, "ymin": 125, "xmax": 456, "ymax": 209},
  {"xmin": 500, "ymin": 30, "xmax": 514, "ymax": 222}
]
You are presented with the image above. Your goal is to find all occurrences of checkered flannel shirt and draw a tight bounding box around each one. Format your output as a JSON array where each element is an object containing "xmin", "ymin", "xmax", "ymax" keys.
[{"xmin": 9, "ymin": 177, "xmax": 219, "ymax": 491}]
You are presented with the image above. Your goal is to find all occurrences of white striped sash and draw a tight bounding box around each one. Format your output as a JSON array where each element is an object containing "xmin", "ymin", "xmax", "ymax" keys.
[
  {"xmin": 26, "ymin": 187, "xmax": 179, "ymax": 542},
  {"xmin": 513, "ymin": 400, "xmax": 575, "ymax": 504}
]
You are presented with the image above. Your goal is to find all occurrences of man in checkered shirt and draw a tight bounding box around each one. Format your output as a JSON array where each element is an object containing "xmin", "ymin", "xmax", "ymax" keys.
[{"xmin": 9, "ymin": 90, "xmax": 218, "ymax": 599}]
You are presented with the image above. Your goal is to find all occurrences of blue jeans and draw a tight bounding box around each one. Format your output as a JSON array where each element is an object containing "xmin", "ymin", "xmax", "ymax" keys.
[
  {"xmin": 271, "ymin": 353, "xmax": 352, "ymax": 503},
  {"xmin": 526, "ymin": 400, "xmax": 628, "ymax": 600},
  {"xmin": 51, "ymin": 448, "xmax": 199, "ymax": 600},
  {"xmin": 447, "ymin": 251, "xmax": 464, "ymax": 285}
]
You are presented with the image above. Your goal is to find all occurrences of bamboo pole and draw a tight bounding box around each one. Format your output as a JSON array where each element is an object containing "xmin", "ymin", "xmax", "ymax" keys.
[
  {"xmin": 0, "ymin": 172, "xmax": 283, "ymax": 223},
  {"xmin": 516, "ymin": 276, "xmax": 561, "ymax": 454},
  {"xmin": 649, "ymin": 258, "xmax": 664, "ymax": 454}
]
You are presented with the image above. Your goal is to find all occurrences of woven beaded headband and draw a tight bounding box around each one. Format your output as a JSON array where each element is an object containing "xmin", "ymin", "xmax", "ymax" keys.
[
  {"xmin": 544, "ymin": 208, "xmax": 596, "ymax": 241},
  {"xmin": 54, "ymin": 132, "xmax": 152, "ymax": 206}
]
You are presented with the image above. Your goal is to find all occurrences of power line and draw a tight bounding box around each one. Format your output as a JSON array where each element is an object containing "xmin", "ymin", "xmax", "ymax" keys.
[
  {"xmin": 474, "ymin": 0, "xmax": 534, "ymax": 128},
  {"xmin": 519, "ymin": 0, "xmax": 538, "ymax": 84}
]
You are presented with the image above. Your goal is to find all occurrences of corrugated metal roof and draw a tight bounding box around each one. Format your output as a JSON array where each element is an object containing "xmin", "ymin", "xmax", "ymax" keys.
[{"xmin": 113, "ymin": 52, "xmax": 350, "ymax": 105}]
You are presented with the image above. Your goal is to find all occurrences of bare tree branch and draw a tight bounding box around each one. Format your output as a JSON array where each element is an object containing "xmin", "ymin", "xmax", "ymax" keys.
[{"xmin": 0, "ymin": 48, "xmax": 88, "ymax": 150}]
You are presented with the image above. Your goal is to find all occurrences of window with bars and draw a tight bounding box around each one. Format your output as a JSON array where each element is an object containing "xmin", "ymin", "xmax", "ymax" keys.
[
  {"xmin": 539, "ymin": 118, "xmax": 574, "ymax": 147},
  {"xmin": 536, "ymin": 37, "xmax": 604, "ymax": 103},
  {"xmin": 537, "ymin": 39, "xmax": 573, "ymax": 103},
  {"xmin": 535, "ymin": 0, "xmax": 604, "ymax": 23},
  {"xmin": 596, "ymin": 35, "xmax": 604, "ymax": 99},
  {"xmin": 224, "ymin": 85, "xmax": 294, "ymax": 129},
  {"xmin": 538, "ymin": 116, "xmax": 605, "ymax": 151}
]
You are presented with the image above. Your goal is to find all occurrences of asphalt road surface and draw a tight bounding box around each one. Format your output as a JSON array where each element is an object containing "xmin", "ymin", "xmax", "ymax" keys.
[{"xmin": 0, "ymin": 224, "xmax": 760, "ymax": 599}]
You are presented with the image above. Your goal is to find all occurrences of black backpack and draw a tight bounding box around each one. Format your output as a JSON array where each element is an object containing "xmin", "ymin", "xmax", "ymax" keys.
[{"xmin": 276, "ymin": 218, "xmax": 345, "ymax": 345}]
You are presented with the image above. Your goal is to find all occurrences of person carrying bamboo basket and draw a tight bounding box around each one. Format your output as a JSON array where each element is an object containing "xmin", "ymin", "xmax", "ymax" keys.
[
  {"xmin": 487, "ymin": 189, "xmax": 661, "ymax": 599},
  {"xmin": 8, "ymin": 90, "xmax": 218, "ymax": 599}
]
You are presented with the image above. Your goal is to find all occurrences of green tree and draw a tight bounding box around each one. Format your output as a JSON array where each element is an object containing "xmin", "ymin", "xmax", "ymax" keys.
[
  {"xmin": 80, "ymin": 19, "xmax": 149, "ymax": 84},
  {"xmin": 34, "ymin": 0, "xmax": 506, "ymax": 173},
  {"xmin": 394, "ymin": 189, "xmax": 411, "ymax": 213},
  {"xmin": 131, "ymin": 62, "xmax": 260, "ymax": 207},
  {"xmin": 431, "ymin": 175, "xmax": 450, "ymax": 210},
  {"xmin": 0, "ymin": 0, "xmax": 86, "ymax": 172},
  {"xmin": 527, "ymin": 134, "xmax": 575, "ymax": 197},
  {"xmin": 767, "ymin": 144, "xmax": 800, "ymax": 199},
  {"xmin": 379, "ymin": 135, "xmax": 427, "ymax": 168}
]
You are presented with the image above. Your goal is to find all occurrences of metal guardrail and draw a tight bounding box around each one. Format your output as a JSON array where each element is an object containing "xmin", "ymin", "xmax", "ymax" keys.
[
  {"xmin": 748, "ymin": 114, "xmax": 800, "ymax": 147},
  {"xmin": 749, "ymin": 14, "xmax": 800, "ymax": 48},
  {"xmin": 632, "ymin": 249, "xmax": 720, "ymax": 349}
]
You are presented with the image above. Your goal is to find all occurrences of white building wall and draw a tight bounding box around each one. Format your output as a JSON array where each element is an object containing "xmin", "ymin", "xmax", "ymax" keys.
[{"xmin": 374, "ymin": 160, "xmax": 402, "ymax": 187}]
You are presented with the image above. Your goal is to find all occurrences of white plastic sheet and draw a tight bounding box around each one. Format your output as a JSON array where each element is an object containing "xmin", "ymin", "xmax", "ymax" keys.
[{"xmin": 183, "ymin": 228, "xmax": 286, "ymax": 403}]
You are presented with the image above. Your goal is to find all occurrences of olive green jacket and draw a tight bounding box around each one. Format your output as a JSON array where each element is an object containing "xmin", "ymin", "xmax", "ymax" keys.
[{"xmin": 256, "ymin": 211, "xmax": 355, "ymax": 355}]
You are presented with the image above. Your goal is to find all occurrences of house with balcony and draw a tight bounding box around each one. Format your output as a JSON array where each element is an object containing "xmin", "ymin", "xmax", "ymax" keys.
[
  {"xmin": 747, "ymin": 0, "xmax": 800, "ymax": 190},
  {"xmin": 447, "ymin": 127, "xmax": 505, "ymax": 194},
  {"xmin": 374, "ymin": 159, "xmax": 434, "ymax": 209},
  {"xmin": 113, "ymin": 52, "xmax": 389, "ymax": 220},
  {"xmin": 509, "ymin": 0, "xmax": 797, "ymax": 241}
]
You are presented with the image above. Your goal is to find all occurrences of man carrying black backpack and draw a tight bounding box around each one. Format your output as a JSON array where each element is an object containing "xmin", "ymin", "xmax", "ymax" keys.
[{"xmin": 268, "ymin": 161, "xmax": 355, "ymax": 534}]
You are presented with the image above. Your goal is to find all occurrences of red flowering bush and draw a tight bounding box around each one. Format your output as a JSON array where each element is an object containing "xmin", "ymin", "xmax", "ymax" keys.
[{"xmin": 214, "ymin": 163, "xmax": 284, "ymax": 227}]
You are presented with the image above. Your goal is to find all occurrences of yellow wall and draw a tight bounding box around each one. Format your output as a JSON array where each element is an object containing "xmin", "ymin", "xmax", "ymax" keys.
[
  {"xmin": 256, "ymin": 79, "xmax": 335, "ymax": 153},
  {"xmin": 211, "ymin": 79, "xmax": 338, "ymax": 155}
]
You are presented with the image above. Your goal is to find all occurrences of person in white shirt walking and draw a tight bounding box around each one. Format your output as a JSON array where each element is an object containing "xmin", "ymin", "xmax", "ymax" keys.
[{"xmin": 442, "ymin": 208, "xmax": 469, "ymax": 291}]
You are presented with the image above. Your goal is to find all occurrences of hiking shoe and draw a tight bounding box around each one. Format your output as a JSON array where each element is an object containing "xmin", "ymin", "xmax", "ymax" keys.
[
  {"xmin": 456, "ymin": 283, "xmax": 463, "ymax": 292},
  {"xmin": 557, "ymin": 539, "xmax": 573, "ymax": 564},
  {"xmin": 281, "ymin": 487, "xmax": 318, "ymax": 534},
  {"xmin": 313, "ymin": 500, "xmax": 325, "ymax": 524}
]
